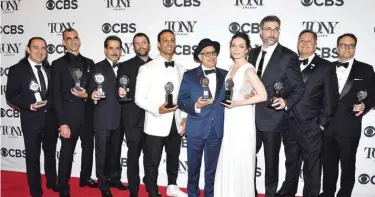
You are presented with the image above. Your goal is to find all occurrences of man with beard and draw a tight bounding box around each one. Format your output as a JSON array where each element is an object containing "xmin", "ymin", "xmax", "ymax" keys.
[
  {"xmin": 51, "ymin": 28, "xmax": 96, "ymax": 197},
  {"xmin": 247, "ymin": 15, "xmax": 305, "ymax": 197},
  {"xmin": 276, "ymin": 29, "xmax": 339, "ymax": 197},
  {"xmin": 90, "ymin": 35, "xmax": 127, "ymax": 197},
  {"xmin": 135, "ymin": 29, "xmax": 187, "ymax": 197},
  {"xmin": 117, "ymin": 33, "xmax": 152, "ymax": 197}
]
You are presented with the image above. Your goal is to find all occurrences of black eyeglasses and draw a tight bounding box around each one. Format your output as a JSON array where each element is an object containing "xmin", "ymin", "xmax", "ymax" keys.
[{"xmin": 200, "ymin": 51, "xmax": 217, "ymax": 57}]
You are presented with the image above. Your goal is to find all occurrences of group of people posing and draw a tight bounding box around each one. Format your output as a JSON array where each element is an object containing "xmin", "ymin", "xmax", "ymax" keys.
[{"xmin": 5, "ymin": 15, "xmax": 375, "ymax": 197}]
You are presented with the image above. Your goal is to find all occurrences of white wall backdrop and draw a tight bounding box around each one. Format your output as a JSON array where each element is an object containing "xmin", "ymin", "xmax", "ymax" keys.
[{"xmin": 1, "ymin": 0, "xmax": 375, "ymax": 196}]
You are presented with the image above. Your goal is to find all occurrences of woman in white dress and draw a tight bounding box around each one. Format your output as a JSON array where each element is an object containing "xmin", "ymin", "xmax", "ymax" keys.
[{"xmin": 214, "ymin": 32, "xmax": 267, "ymax": 197}]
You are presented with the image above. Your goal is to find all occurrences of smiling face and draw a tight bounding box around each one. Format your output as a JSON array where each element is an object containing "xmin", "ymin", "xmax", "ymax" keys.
[
  {"xmin": 199, "ymin": 46, "xmax": 217, "ymax": 69},
  {"xmin": 298, "ymin": 32, "xmax": 317, "ymax": 58},
  {"xmin": 230, "ymin": 37, "xmax": 248, "ymax": 60}
]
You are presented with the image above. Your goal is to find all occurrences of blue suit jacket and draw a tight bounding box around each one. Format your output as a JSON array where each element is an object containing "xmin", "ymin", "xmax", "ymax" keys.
[{"xmin": 177, "ymin": 65, "xmax": 227, "ymax": 139}]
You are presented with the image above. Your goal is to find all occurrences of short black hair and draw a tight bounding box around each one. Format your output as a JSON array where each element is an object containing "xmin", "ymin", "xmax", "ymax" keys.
[
  {"xmin": 62, "ymin": 28, "xmax": 78, "ymax": 39},
  {"xmin": 133, "ymin": 33, "xmax": 150, "ymax": 45},
  {"xmin": 298, "ymin": 29, "xmax": 317, "ymax": 42},
  {"xmin": 104, "ymin": 35, "xmax": 122, "ymax": 48},
  {"xmin": 260, "ymin": 15, "xmax": 281, "ymax": 28},
  {"xmin": 337, "ymin": 33, "xmax": 357, "ymax": 46},
  {"xmin": 157, "ymin": 29, "xmax": 175, "ymax": 42},
  {"xmin": 231, "ymin": 32, "xmax": 251, "ymax": 50}
]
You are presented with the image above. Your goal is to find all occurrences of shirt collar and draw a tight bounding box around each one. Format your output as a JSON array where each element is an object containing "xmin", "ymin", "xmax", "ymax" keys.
[
  {"xmin": 300, "ymin": 53, "xmax": 316, "ymax": 65},
  {"xmin": 261, "ymin": 42, "xmax": 278, "ymax": 56},
  {"xmin": 106, "ymin": 57, "xmax": 118, "ymax": 67},
  {"xmin": 201, "ymin": 64, "xmax": 216, "ymax": 71},
  {"xmin": 28, "ymin": 58, "xmax": 41, "ymax": 68}
]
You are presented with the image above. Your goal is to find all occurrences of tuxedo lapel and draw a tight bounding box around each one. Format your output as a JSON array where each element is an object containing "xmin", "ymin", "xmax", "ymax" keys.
[
  {"xmin": 340, "ymin": 61, "xmax": 356, "ymax": 100},
  {"xmin": 301, "ymin": 56, "xmax": 318, "ymax": 83},
  {"xmin": 250, "ymin": 47, "xmax": 261, "ymax": 65}
]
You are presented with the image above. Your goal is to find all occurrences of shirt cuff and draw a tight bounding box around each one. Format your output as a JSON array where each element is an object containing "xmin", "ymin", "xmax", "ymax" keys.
[
  {"xmin": 30, "ymin": 104, "xmax": 36, "ymax": 111},
  {"xmin": 194, "ymin": 102, "xmax": 201, "ymax": 113}
]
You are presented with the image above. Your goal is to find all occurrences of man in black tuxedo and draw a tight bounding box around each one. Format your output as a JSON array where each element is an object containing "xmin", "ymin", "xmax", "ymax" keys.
[
  {"xmin": 247, "ymin": 15, "xmax": 305, "ymax": 197},
  {"xmin": 51, "ymin": 28, "xmax": 97, "ymax": 197},
  {"xmin": 117, "ymin": 33, "xmax": 152, "ymax": 197},
  {"xmin": 276, "ymin": 30, "xmax": 339, "ymax": 197},
  {"xmin": 320, "ymin": 33, "xmax": 375, "ymax": 197},
  {"xmin": 6, "ymin": 37, "xmax": 59, "ymax": 197},
  {"xmin": 90, "ymin": 35, "xmax": 127, "ymax": 197}
]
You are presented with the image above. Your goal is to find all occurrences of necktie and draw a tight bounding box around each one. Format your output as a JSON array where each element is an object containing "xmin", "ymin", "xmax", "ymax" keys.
[
  {"xmin": 257, "ymin": 50, "xmax": 267, "ymax": 78},
  {"xmin": 299, "ymin": 58, "xmax": 309, "ymax": 66},
  {"xmin": 204, "ymin": 69, "xmax": 216, "ymax": 75},
  {"xmin": 35, "ymin": 65, "xmax": 47, "ymax": 98},
  {"xmin": 165, "ymin": 61, "xmax": 175, "ymax": 68},
  {"xmin": 337, "ymin": 62, "xmax": 349, "ymax": 68}
]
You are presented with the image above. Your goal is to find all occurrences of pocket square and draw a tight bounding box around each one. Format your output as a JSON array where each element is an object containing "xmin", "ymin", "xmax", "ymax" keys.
[{"xmin": 354, "ymin": 78, "xmax": 363, "ymax": 80}]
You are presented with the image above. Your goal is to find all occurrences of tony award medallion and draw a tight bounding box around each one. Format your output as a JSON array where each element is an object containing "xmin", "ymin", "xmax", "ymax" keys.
[
  {"xmin": 222, "ymin": 78, "xmax": 234, "ymax": 105},
  {"xmin": 119, "ymin": 75, "xmax": 131, "ymax": 102},
  {"xmin": 349, "ymin": 90, "xmax": 367, "ymax": 115},
  {"xmin": 267, "ymin": 81, "xmax": 283, "ymax": 108},
  {"xmin": 73, "ymin": 69, "xmax": 83, "ymax": 92},
  {"xmin": 200, "ymin": 76, "xmax": 211, "ymax": 101},
  {"xmin": 94, "ymin": 73, "xmax": 106, "ymax": 98},
  {"xmin": 165, "ymin": 82, "xmax": 175, "ymax": 108},
  {"xmin": 29, "ymin": 80, "xmax": 46, "ymax": 105}
]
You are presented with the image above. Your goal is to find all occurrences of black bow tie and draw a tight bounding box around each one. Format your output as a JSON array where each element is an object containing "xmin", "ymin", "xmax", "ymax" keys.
[
  {"xmin": 337, "ymin": 62, "xmax": 349, "ymax": 68},
  {"xmin": 112, "ymin": 62, "xmax": 118, "ymax": 68},
  {"xmin": 299, "ymin": 58, "xmax": 309, "ymax": 66},
  {"xmin": 165, "ymin": 61, "xmax": 175, "ymax": 68},
  {"xmin": 204, "ymin": 69, "xmax": 216, "ymax": 75}
]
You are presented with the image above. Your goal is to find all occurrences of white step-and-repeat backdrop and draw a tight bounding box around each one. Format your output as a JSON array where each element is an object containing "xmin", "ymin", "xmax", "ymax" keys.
[{"xmin": 1, "ymin": 0, "xmax": 375, "ymax": 196}]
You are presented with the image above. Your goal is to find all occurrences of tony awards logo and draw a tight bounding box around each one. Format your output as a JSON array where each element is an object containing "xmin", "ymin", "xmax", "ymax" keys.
[
  {"xmin": 222, "ymin": 78, "xmax": 234, "ymax": 104},
  {"xmin": 268, "ymin": 81, "xmax": 283, "ymax": 108},
  {"xmin": 94, "ymin": 73, "xmax": 106, "ymax": 98},
  {"xmin": 200, "ymin": 76, "xmax": 211, "ymax": 100},
  {"xmin": 119, "ymin": 75, "xmax": 131, "ymax": 101},
  {"xmin": 165, "ymin": 82, "xmax": 175, "ymax": 108}
]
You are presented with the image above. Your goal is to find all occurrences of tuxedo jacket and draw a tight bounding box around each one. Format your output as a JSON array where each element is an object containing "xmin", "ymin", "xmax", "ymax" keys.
[
  {"xmin": 327, "ymin": 59, "xmax": 375, "ymax": 138},
  {"xmin": 117, "ymin": 56, "xmax": 152, "ymax": 128},
  {"xmin": 6, "ymin": 58, "xmax": 56, "ymax": 133},
  {"xmin": 134, "ymin": 55, "xmax": 186, "ymax": 137},
  {"xmin": 51, "ymin": 53, "xmax": 94, "ymax": 130},
  {"xmin": 248, "ymin": 44, "xmax": 305, "ymax": 132},
  {"xmin": 89, "ymin": 59, "xmax": 121, "ymax": 131},
  {"xmin": 290, "ymin": 55, "xmax": 339, "ymax": 132},
  {"xmin": 177, "ymin": 66, "xmax": 227, "ymax": 139}
]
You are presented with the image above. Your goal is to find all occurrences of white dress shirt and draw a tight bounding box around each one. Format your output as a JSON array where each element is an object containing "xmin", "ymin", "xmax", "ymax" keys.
[
  {"xmin": 195, "ymin": 65, "xmax": 217, "ymax": 113},
  {"xmin": 336, "ymin": 58, "xmax": 354, "ymax": 94},
  {"xmin": 300, "ymin": 53, "xmax": 315, "ymax": 71},
  {"xmin": 255, "ymin": 42, "xmax": 278, "ymax": 77},
  {"xmin": 106, "ymin": 58, "xmax": 118, "ymax": 77},
  {"xmin": 28, "ymin": 58, "xmax": 48, "ymax": 89}
]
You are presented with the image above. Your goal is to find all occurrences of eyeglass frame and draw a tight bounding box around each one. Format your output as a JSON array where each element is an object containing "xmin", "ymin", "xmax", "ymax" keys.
[{"xmin": 200, "ymin": 51, "xmax": 218, "ymax": 57}]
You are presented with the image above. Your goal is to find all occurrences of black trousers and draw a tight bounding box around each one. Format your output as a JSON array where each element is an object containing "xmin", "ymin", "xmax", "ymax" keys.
[
  {"xmin": 58, "ymin": 124, "xmax": 84, "ymax": 193},
  {"xmin": 79, "ymin": 106, "xmax": 95, "ymax": 180},
  {"xmin": 255, "ymin": 129, "xmax": 283, "ymax": 197},
  {"xmin": 23, "ymin": 125, "xmax": 58, "ymax": 197},
  {"xmin": 95, "ymin": 127, "xmax": 123, "ymax": 192},
  {"xmin": 280, "ymin": 120, "xmax": 322, "ymax": 197},
  {"xmin": 321, "ymin": 133, "xmax": 360, "ymax": 197},
  {"xmin": 124, "ymin": 126, "xmax": 145, "ymax": 197},
  {"xmin": 143, "ymin": 120, "xmax": 182, "ymax": 196}
]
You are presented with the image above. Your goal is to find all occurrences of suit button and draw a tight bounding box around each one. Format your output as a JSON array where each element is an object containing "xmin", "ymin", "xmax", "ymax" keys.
[{"xmin": 44, "ymin": 110, "xmax": 47, "ymax": 113}]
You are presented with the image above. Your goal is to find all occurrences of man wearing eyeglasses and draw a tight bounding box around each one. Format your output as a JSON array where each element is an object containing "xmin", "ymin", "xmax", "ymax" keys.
[
  {"xmin": 247, "ymin": 15, "xmax": 305, "ymax": 197},
  {"xmin": 320, "ymin": 33, "xmax": 375, "ymax": 197},
  {"xmin": 178, "ymin": 38, "xmax": 227, "ymax": 197},
  {"xmin": 51, "ymin": 28, "xmax": 97, "ymax": 197}
]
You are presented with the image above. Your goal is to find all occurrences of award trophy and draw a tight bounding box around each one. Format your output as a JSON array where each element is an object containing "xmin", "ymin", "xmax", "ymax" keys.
[
  {"xmin": 94, "ymin": 73, "xmax": 106, "ymax": 98},
  {"xmin": 29, "ymin": 81, "xmax": 46, "ymax": 105},
  {"xmin": 165, "ymin": 82, "xmax": 175, "ymax": 108},
  {"xmin": 222, "ymin": 78, "xmax": 234, "ymax": 105},
  {"xmin": 200, "ymin": 76, "xmax": 211, "ymax": 100},
  {"xmin": 73, "ymin": 68, "xmax": 83, "ymax": 92},
  {"xmin": 349, "ymin": 90, "xmax": 367, "ymax": 115},
  {"xmin": 267, "ymin": 81, "xmax": 283, "ymax": 108},
  {"xmin": 119, "ymin": 75, "xmax": 131, "ymax": 101}
]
